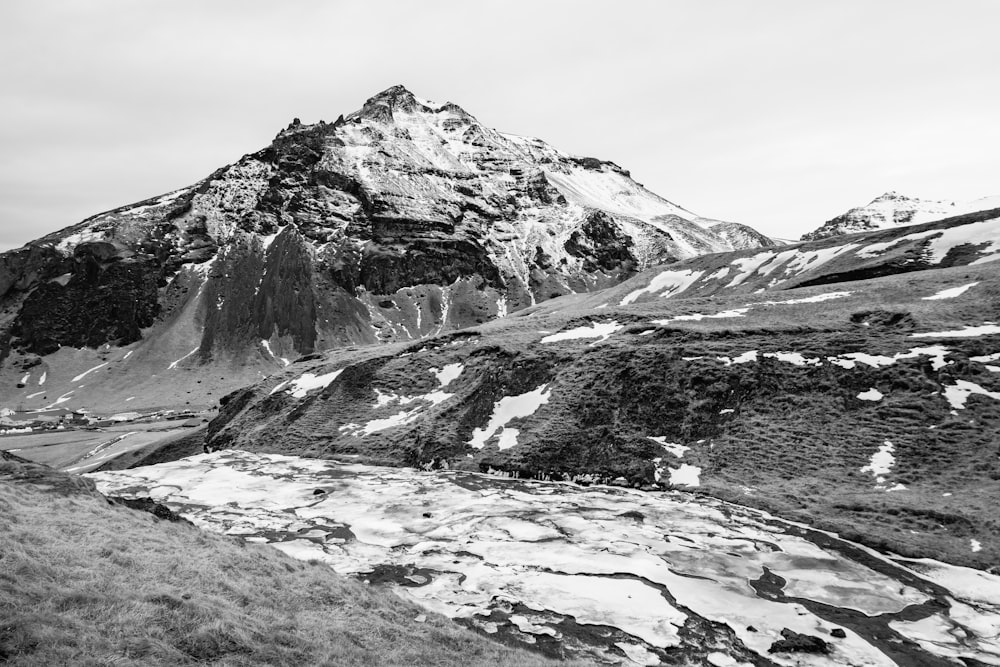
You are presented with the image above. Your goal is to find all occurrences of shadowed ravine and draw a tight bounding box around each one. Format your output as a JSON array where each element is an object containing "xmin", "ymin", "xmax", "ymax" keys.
[{"xmin": 87, "ymin": 450, "xmax": 1000, "ymax": 666}]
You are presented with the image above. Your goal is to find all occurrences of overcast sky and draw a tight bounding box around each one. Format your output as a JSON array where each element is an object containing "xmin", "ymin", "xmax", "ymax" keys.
[{"xmin": 2, "ymin": 0, "xmax": 998, "ymax": 250}]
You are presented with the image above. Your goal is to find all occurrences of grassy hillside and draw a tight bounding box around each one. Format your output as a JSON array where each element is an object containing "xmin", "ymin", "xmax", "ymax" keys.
[
  {"xmin": 203, "ymin": 262, "xmax": 1000, "ymax": 571},
  {"xmin": 0, "ymin": 453, "xmax": 571, "ymax": 666}
]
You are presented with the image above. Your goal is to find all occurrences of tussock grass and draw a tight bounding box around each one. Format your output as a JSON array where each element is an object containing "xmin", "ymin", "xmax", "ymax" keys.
[{"xmin": 0, "ymin": 461, "xmax": 566, "ymax": 666}]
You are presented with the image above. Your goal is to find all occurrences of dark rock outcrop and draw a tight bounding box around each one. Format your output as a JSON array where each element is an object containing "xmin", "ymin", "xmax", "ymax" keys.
[
  {"xmin": 109, "ymin": 496, "xmax": 194, "ymax": 525},
  {"xmin": 768, "ymin": 629, "xmax": 830, "ymax": 655}
]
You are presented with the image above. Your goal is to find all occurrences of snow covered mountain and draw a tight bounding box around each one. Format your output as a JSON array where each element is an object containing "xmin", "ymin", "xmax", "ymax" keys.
[
  {"xmin": 802, "ymin": 190, "xmax": 1000, "ymax": 240},
  {"xmin": 0, "ymin": 85, "xmax": 774, "ymax": 412}
]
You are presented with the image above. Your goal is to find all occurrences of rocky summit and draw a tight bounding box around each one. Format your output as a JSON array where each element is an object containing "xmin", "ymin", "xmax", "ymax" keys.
[{"xmin": 0, "ymin": 85, "xmax": 774, "ymax": 413}]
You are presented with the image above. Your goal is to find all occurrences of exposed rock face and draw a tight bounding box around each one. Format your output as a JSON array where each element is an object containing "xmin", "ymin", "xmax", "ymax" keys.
[
  {"xmin": 15, "ymin": 245, "xmax": 162, "ymax": 355},
  {"xmin": 0, "ymin": 85, "xmax": 772, "ymax": 377},
  {"xmin": 801, "ymin": 191, "xmax": 1000, "ymax": 241}
]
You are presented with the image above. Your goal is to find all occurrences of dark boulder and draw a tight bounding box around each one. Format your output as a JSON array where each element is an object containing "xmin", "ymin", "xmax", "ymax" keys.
[
  {"xmin": 110, "ymin": 496, "xmax": 193, "ymax": 525},
  {"xmin": 768, "ymin": 629, "xmax": 830, "ymax": 655}
]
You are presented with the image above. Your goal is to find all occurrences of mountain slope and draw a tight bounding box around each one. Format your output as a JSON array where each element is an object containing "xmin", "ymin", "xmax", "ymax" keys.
[
  {"xmin": 802, "ymin": 191, "xmax": 1000, "ymax": 241},
  {"xmin": 0, "ymin": 85, "xmax": 773, "ymax": 414},
  {"xmin": 197, "ymin": 211, "xmax": 1000, "ymax": 570}
]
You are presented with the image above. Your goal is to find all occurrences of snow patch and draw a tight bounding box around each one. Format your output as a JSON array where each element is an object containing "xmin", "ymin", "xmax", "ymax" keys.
[
  {"xmin": 715, "ymin": 351, "xmax": 757, "ymax": 366},
  {"xmin": 855, "ymin": 230, "xmax": 943, "ymax": 258},
  {"xmin": 726, "ymin": 252, "xmax": 776, "ymax": 288},
  {"xmin": 668, "ymin": 464, "xmax": 701, "ymax": 487},
  {"xmin": 71, "ymin": 362, "xmax": 108, "ymax": 382},
  {"xmin": 651, "ymin": 308, "xmax": 749, "ymax": 325},
  {"xmin": 941, "ymin": 380, "xmax": 1000, "ymax": 409},
  {"xmin": 762, "ymin": 351, "xmax": 822, "ymax": 366},
  {"xmin": 648, "ymin": 436, "xmax": 688, "ymax": 458},
  {"xmin": 469, "ymin": 384, "xmax": 551, "ymax": 449},
  {"xmin": 857, "ymin": 388, "xmax": 884, "ymax": 401},
  {"xmin": 541, "ymin": 321, "xmax": 622, "ymax": 344},
  {"xmin": 430, "ymin": 363, "xmax": 463, "ymax": 388},
  {"xmin": 269, "ymin": 380, "xmax": 290, "ymax": 396},
  {"xmin": 261, "ymin": 229, "xmax": 282, "ymax": 249},
  {"xmin": 755, "ymin": 291, "xmax": 852, "ymax": 306},
  {"xmin": 287, "ymin": 369, "xmax": 344, "ymax": 399},
  {"xmin": 861, "ymin": 440, "xmax": 895, "ymax": 484},
  {"xmin": 912, "ymin": 324, "xmax": 1000, "ymax": 339},
  {"xmin": 922, "ymin": 282, "xmax": 980, "ymax": 300},
  {"xmin": 48, "ymin": 391, "xmax": 75, "ymax": 407},
  {"xmin": 620, "ymin": 270, "xmax": 703, "ymax": 305}
]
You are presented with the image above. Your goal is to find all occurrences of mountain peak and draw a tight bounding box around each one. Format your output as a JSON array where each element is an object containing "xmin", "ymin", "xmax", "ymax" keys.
[
  {"xmin": 871, "ymin": 190, "xmax": 910, "ymax": 203},
  {"xmin": 353, "ymin": 84, "xmax": 423, "ymax": 122},
  {"xmin": 366, "ymin": 84, "xmax": 419, "ymax": 108},
  {"xmin": 353, "ymin": 85, "xmax": 473, "ymax": 124}
]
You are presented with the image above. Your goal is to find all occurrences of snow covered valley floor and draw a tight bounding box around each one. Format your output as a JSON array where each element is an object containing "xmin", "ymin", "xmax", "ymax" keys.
[{"xmin": 88, "ymin": 450, "xmax": 1000, "ymax": 666}]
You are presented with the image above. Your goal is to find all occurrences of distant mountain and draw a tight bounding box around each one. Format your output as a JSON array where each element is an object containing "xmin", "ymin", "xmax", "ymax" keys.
[
  {"xmin": 0, "ymin": 85, "xmax": 774, "ymax": 413},
  {"xmin": 702, "ymin": 220, "xmax": 782, "ymax": 249},
  {"xmin": 802, "ymin": 190, "xmax": 1000, "ymax": 241}
]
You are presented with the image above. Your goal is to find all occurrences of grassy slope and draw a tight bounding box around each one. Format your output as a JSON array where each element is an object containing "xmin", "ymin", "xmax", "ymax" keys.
[
  {"xmin": 206, "ymin": 262, "xmax": 1000, "ymax": 571},
  {"xmin": 0, "ymin": 455, "xmax": 571, "ymax": 666}
]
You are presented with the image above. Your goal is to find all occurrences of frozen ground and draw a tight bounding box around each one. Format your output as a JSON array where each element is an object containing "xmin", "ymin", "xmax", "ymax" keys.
[{"xmin": 89, "ymin": 450, "xmax": 1000, "ymax": 666}]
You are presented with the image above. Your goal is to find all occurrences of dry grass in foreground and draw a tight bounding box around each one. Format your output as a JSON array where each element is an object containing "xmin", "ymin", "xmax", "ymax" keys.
[{"xmin": 0, "ymin": 457, "xmax": 571, "ymax": 666}]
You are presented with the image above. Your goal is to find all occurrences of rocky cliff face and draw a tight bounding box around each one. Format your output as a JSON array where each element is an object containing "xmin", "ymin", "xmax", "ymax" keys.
[
  {"xmin": 0, "ymin": 85, "xmax": 775, "ymax": 411},
  {"xmin": 801, "ymin": 191, "xmax": 1000, "ymax": 241}
]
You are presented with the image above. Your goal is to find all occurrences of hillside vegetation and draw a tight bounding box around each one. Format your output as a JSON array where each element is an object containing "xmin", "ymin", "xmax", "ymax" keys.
[
  {"xmin": 0, "ymin": 453, "xmax": 570, "ymax": 666},
  {"xmin": 204, "ymin": 261, "xmax": 1000, "ymax": 570}
]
